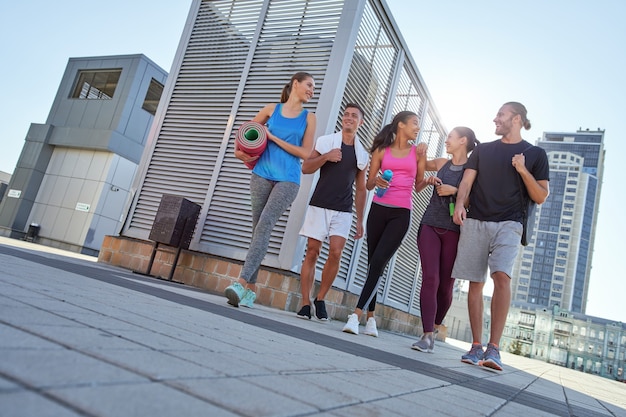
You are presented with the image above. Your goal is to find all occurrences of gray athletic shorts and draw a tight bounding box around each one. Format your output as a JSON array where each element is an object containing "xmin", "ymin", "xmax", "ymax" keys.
[{"xmin": 451, "ymin": 218, "xmax": 522, "ymax": 282}]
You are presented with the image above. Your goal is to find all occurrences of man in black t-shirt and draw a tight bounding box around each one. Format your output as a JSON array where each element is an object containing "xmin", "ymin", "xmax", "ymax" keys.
[
  {"xmin": 452, "ymin": 102, "xmax": 550, "ymax": 371},
  {"xmin": 296, "ymin": 103, "xmax": 369, "ymax": 321}
]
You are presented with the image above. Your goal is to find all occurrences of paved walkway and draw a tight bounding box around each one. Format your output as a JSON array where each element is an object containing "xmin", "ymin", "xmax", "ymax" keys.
[{"xmin": 1, "ymin": 237, "xmax": 625, "ymax": 417}]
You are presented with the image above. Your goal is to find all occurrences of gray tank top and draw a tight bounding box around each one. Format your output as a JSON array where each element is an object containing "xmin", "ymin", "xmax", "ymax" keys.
[{"xmin": 420, "ymin": 160, "xmax": 465, "ymax": 232}]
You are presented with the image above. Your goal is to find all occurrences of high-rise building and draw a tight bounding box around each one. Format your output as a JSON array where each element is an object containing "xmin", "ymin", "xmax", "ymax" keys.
[{"xmin": 511, "ymin": 129, "xmax": 605, "ymax": 313}]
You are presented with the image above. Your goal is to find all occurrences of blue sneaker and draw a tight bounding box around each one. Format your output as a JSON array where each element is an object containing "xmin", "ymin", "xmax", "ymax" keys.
[
  {"xmin": 480, "ymin": 343, "xmax": 503, "ymax": 371},
  {"xmin": 239, "ymin": 289, "xmax": 256, "ymax": 308},
  {"xmin": 461, "ymin": 343, "xmax": 484, "ymax": 365},
  {"xmin": 225, "ymin": 282, "xmax": 245, "ymax": 307}
]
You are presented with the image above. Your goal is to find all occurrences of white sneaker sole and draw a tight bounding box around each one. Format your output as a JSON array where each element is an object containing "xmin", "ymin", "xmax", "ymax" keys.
[{"xmin": 342, "ymin": 326, "xmax": 358, "ymax": 335}]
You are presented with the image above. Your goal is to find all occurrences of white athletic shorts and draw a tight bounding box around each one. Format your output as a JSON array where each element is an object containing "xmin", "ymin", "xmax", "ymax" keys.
[{"xmin": 299, "ymin": 205, "xmax": 353, "ymax": 241}]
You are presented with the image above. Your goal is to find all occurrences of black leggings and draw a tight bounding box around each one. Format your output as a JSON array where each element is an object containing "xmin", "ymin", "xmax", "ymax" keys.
[{"xmin": 356, "ymin": 203, "xmax": 411, "ymax": 312}]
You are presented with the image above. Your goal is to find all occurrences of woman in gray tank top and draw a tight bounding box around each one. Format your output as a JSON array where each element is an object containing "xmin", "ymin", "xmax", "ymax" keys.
[{"xmin": 411, "ymin": 126, "xmax": 479, "ymax": 353}]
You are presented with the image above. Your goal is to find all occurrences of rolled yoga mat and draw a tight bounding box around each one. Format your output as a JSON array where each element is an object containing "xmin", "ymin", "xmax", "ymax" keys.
[{"xmin": 236, "ymin": 121, "xmax": 267, "ymax": 169}]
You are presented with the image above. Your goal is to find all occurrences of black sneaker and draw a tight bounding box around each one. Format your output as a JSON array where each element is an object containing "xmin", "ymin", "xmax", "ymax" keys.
[
  {"xmin": 296, "ymin": 305, "xmax": 311, "ymax": 320},
  {"xmin": 314, "ymin": 299, "xmax": 329, "ymax": 321}
]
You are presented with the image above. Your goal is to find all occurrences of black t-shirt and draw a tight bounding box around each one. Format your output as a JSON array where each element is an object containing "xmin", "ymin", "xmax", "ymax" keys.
[
  {"xmin": 309, "ymin": 142, "xmax": 358, "ymax": 212},
  {"xmin": 466, "ymin": 139, "xmax": 550, "ymax": 223}
]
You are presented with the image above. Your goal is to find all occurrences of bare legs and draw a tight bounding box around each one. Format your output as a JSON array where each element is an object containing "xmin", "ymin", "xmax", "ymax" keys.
[
  {"xmin": 467, "ymin": 271, "xmax": 511, "ymax": 345},
  {"xmin": 489, "ymin": 271, "xmax": 511, "ymax": 345},
  {"xmin": 467, "ymin": 281, "xmax": 485, "ymax": 343},
  {"xmin": 299, "ymin": 235, "xmax": 346, "ymax": 306}
]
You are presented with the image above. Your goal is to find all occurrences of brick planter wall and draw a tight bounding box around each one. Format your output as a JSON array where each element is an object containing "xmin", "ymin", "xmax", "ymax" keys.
[{"xmin": 98, "ymin": 235, "xmax": 445, "ymax": 339}]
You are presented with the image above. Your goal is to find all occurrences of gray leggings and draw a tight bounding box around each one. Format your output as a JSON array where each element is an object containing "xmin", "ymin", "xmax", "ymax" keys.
[{"xmin": 241, "ymin": 173, "xmax": 299, "ymax": 283}]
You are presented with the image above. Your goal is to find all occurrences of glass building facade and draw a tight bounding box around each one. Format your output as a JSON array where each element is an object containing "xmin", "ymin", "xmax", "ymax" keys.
[{"xmin": 511, "ymin": 130, "xmax": 605, "ymax": 313}]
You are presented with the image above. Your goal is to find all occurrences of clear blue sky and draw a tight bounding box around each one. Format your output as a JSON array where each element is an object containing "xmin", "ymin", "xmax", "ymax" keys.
[{"xmin": 1, "ymin": 1, "xmax": 624, "ymax": 322}]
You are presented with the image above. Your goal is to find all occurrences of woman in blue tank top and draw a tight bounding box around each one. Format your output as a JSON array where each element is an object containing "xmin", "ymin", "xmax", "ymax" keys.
[
  {"xmin": 411, "ymin": 126, "xmax": 479, "ymax": 353},
  {"xmin": 225, "ymin": 72, "xmax": 317, "ymax": 308}
]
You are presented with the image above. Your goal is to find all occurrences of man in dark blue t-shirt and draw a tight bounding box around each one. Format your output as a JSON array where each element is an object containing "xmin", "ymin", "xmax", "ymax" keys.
[{"xmin": 452, "ymin": 102, "xmax": 550, "ymax": 371}]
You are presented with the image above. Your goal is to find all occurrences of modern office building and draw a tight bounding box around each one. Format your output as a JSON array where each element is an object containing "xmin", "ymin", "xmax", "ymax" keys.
[
  {"xmin": 511, "ymin": 129, "xmax": 605, "ymax": 313},
  {"xmin": 0, "ymin": 55, "xmax": 167, "ymax": 255},
  {"xmin": 99, "ymin": 0, "xmax": 447, "ymax": 330}
]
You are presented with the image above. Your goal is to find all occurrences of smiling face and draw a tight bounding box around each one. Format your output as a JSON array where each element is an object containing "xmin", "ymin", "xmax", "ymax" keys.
[
  {"xmin": 342, "ymin": 106, "xmax": 364, "ymax": 133},
  {"xmin": 493, "ymin": 104, "xmax": 518, "ymax": 136},
  {"xmin": 445, "ymin": 129, "xmax": 466, "ymax": 154},
  {"xmin": 294, "ymin": 76, "xmax": 315, "ymax": 103},
  {"xmin": 398, "ymin": 115, "xmax": 421, "ymax": 140}
]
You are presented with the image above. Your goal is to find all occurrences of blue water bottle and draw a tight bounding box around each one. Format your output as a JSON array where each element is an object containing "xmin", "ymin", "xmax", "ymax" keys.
[{"xmin": 375, "ymin": 169, "xmax": 393, "ymax": 197}]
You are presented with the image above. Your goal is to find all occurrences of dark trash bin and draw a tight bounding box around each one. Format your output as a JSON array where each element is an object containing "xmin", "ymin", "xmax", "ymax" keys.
[{"xmin": 25, "ymin": 223, "xmax": 40, "ymax": 242}]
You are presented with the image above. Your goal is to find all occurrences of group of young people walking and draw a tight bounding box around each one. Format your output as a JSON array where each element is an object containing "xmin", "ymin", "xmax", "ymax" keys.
[{"xmin": 224, "ymin": 72, "xmax": 550, "ymax": 372}]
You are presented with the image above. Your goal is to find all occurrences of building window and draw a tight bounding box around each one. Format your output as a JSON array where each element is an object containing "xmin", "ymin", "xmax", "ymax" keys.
[
  {"xmin": 71, "ymin": 69, "xmax": 122, "ymax": 99},
  {"xmin": 142, "ymin": 78, "xmax": 164, "ymax": 115}
]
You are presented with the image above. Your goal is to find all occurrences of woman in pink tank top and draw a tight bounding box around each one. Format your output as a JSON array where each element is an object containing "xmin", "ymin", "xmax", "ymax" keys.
[{"xmin": 342, "ymin": 111, "xmax": 426, "ymax": 336}]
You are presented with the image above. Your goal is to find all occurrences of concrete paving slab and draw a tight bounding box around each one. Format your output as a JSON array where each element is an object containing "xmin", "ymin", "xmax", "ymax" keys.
[{"xmin": 1, "ymin": 237, "xmax": 625, "ymax": 417}]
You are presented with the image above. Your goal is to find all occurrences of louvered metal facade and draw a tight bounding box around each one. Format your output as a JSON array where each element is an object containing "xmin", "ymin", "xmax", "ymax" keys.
[{"xmin": 123, "ymin": 0, "xmax": 446, "ymax": 316}]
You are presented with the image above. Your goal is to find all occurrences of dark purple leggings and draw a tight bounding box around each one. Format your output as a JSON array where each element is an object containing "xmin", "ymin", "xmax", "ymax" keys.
[{"xmin": 417, "ymin": 224, "xmax": 459, "ymax": 332}]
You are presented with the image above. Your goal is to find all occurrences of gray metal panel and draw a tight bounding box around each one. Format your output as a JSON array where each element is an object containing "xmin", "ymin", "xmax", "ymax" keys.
[
  {"xmin": 201, "ymin": 0, "xmax": 343, "ymax": 266},
  {"xmin": 122, "ymin": 0, "xmax": 447, "ymax": 314},
  {"xmin": 0, "ymin": 124, "xmax": 54, "ymax": 232},
  {"xmin": 339, "ymin": 1, "xmax": 446, "ymax": 314},
  {"xmin": 342, "ymin": 0, "xmax": 401, "ymax": 295},
  {"xmin": 124, "ymin": 0, "xmax": 345, "ymax": 269}
]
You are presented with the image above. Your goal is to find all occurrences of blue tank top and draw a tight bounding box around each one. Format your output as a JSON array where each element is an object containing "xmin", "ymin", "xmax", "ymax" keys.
[{"xmin": 252, "ymin": 103, "xmax": 309, "ymax": 184}]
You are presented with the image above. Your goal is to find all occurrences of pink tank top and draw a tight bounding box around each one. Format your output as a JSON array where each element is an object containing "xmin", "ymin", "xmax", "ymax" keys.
[{"xmin": 372, "ymin": 146, "xmax": 417, "ymax": 210}]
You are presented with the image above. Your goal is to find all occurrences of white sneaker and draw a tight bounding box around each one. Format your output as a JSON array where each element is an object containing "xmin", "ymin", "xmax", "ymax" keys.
[
  {"xmin": 342, "ymin": 313, "xmax": 359, "ymax": 335},
  {"xmin": 364, "ymin": 317, "xmax": 378, "ymax": 337}
]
